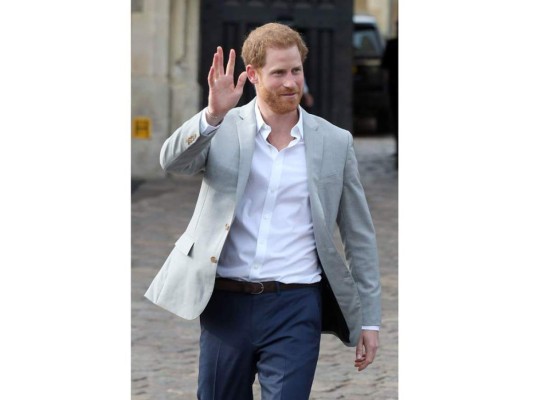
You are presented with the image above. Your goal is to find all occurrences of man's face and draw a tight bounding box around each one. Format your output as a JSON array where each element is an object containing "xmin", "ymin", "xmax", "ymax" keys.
[{"xmin": 252, "ymin": 45, "xmax": 304, "ymax": 114}]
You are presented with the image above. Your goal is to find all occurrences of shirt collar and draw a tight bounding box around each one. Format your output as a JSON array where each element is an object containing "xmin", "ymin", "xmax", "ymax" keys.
[{"xmin": 254, "ymin": 102, "xmax": 304, "ymax": 142}]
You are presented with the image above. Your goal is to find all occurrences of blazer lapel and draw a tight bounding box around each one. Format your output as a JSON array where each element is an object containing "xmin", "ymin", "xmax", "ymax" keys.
[
  {"xmin": 235, "ymin": 99, "xmax": 257, "ymax": 207},
  {"xmin": 302, "ymin": 109, "xmax": 323, "ymax": 194},
  {"xmin": 302, "ymin": 109, "xmax": 328, "ymax": 233}
]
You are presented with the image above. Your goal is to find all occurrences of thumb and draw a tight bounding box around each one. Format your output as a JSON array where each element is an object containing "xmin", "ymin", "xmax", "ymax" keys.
[
  {"xmin": 235, "ymin": 71, "xmax": 248, "ymax": 92},
  {"xmin": 355, "ymin": 335, "xmax": 364, "ymax": 360}
]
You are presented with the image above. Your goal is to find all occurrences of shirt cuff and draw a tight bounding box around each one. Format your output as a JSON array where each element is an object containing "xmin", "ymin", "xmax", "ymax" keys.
[
  {"xmin": 362, "ymin": 326, "xmax": 380, "ymax": 331},
  {"xmin": 200, "ymin": 108, "xmax": 222, "ymax": 136}
]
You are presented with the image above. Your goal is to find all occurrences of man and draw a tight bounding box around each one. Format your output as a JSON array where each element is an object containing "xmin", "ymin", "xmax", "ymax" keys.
[{"xmin": 145, "ymin": 23, "xmax": 381, "ymax": 400}]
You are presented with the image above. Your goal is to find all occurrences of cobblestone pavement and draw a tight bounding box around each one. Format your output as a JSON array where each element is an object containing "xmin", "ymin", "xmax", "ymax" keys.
[{"xmin": 132, "ymin": 136, "xmax": 398, "ymax": 400}]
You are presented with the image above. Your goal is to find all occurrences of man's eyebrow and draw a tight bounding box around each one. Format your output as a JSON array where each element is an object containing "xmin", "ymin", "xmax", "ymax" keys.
[{"xmin": 269, "ymin": 65, "xmax": 302, "ymax": 73}]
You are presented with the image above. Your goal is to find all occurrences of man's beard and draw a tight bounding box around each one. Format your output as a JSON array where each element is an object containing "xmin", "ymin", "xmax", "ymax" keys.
[{"xmin": 257, "ymin": 83, "xmax": 302, "ymax": 114}]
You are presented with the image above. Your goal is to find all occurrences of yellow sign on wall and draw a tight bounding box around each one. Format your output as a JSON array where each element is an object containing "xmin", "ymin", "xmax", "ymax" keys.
[{"xmin": 132, "ymin": 117, "xmax": 151, "ymax": 139}]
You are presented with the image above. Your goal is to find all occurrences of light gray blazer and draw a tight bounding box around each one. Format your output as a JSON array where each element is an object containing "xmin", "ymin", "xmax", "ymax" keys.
[{"xmin": 145, "ymin": 99, "xmax": 381, "ymax": 346}]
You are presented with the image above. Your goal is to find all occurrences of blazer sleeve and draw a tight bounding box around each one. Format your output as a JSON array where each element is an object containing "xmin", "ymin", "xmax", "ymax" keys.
[
  {"xmin": 336, "ymin": 134, "xmax": 382, "ymax": 326},
  {"xmin": 160, "ymin": 110, "xmax": 218, "ymax": 175}
]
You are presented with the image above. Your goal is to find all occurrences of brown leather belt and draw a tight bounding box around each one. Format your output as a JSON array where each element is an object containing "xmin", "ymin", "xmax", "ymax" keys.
[{"xmin": 214, "ymin": 278, "xmax": 320, "ymax": 295}]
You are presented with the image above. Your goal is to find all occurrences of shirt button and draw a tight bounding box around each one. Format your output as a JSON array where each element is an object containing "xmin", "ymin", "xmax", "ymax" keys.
[
  {"xmin": 224, "ymin": 223, "xmax": 230, "ymax": 231},
  {"xmin": 210, "ymin": 256, "xmax": 218, "ymax": 263}
]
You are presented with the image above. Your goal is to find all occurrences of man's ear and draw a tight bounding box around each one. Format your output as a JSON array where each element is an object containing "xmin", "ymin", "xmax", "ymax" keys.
[{"xmin": 246, "ymin": 65, "xmax": 259, "ymax": 84}]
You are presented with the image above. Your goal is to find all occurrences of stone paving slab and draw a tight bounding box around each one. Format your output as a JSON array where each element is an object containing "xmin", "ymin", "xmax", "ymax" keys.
[{"xmin": 132, "ymin": 136, "xmax": 398, "ymax": 399}]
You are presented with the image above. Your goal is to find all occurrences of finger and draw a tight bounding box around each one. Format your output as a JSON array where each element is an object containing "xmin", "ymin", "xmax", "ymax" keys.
[
  {"xmin": 355, "ymin": 362, "xmax": 367, "ymax": 371},
  {"xmin": 226, "ymin": 48, "xmax": 235, "ymax": 77},
  {"xmin": 355, "ymin": 357, "xmax": 366, "ymax": 368},
  {"xmin": 354, "ymin": 338, "xmax": 366, "ymax": 370},
  {"xmin": 355, "ymin": 342, "xmax": 364, "ymax": 361},
  {"xmin": 354, "ymin": 359, "xmax": 368, "ymax": 371},
  {"xmin": 217, "ymin": 46, "xmax": 224, "ymax": 76},
  {"xmin": 212, "ymin": 52, "xmax": 220, "ymax": 80},
  {"xmin": 357, "ymin": 359, "xmax": 371, "ymax": 371}
]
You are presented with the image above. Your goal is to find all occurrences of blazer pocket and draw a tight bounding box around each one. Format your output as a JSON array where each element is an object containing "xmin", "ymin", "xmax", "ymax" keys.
[{"xmin": 175, "ymin": 234, "xmax": 195, "ymax": 256}]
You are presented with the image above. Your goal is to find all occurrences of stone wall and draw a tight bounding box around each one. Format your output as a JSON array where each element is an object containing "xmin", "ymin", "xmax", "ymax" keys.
[{"xmin": 131, "ymin": 0, "xmax": 200, "ymax": 179}]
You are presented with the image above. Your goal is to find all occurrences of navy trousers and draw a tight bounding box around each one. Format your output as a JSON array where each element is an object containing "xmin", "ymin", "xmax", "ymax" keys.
[{"xmin": 197, "ymin": 285, "xmax": 322, "ymax": 400}]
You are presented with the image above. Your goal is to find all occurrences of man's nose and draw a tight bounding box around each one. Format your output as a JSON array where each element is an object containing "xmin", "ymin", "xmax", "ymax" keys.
[{"xmin": 283, "ymin": 77, "xmax": 298, "ymax": 88}]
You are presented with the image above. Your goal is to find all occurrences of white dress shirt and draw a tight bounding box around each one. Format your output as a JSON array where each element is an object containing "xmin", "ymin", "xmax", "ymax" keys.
[
  {"xmin": 199, "ymin": 105, "xmax": 379, "ymax": 331},
  {"xmin": 217, "ymin": 104, "xmax": 321, "ymax": 283}
]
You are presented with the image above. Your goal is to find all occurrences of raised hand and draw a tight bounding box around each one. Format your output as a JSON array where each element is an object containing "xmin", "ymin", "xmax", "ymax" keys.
[{"xmin": 206, "ymin": 47, "xmax": 248, "ymax": 126}]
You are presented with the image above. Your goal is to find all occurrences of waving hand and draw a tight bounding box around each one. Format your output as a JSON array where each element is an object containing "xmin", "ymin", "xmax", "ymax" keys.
[{"xmin": 206, "ymin": 47, "xmax": 248, "ymax": 126}]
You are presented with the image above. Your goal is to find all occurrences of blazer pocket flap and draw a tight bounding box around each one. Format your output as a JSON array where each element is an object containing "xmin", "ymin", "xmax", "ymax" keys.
[
  {"xmin": 174, "ymin": 234, "xmax": 195, "ymax": 256},
  {"xmin": 319, "ymin": 172, "xmax": 342, "ymax": 184}
]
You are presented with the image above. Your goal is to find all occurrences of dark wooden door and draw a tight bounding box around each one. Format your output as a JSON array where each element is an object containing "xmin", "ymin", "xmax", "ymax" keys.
[{"xmin": 200, "ymin": 0, "xmax": 353, "ymax": 131}]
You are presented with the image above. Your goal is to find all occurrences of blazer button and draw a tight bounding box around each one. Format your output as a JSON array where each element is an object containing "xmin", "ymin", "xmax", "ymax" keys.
[
  {"xmin": 210, "ymin": 256, "xmax": 218, "ymax": 263},
  {"xmin": 186, "ymin": 134, "xmax": 197, "ymax": 145}
]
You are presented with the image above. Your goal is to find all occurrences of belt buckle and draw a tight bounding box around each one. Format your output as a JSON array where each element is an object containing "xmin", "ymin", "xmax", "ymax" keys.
[{"xmin": 251, "ymin": 282, "xmax": 264, "ymax": 295}]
